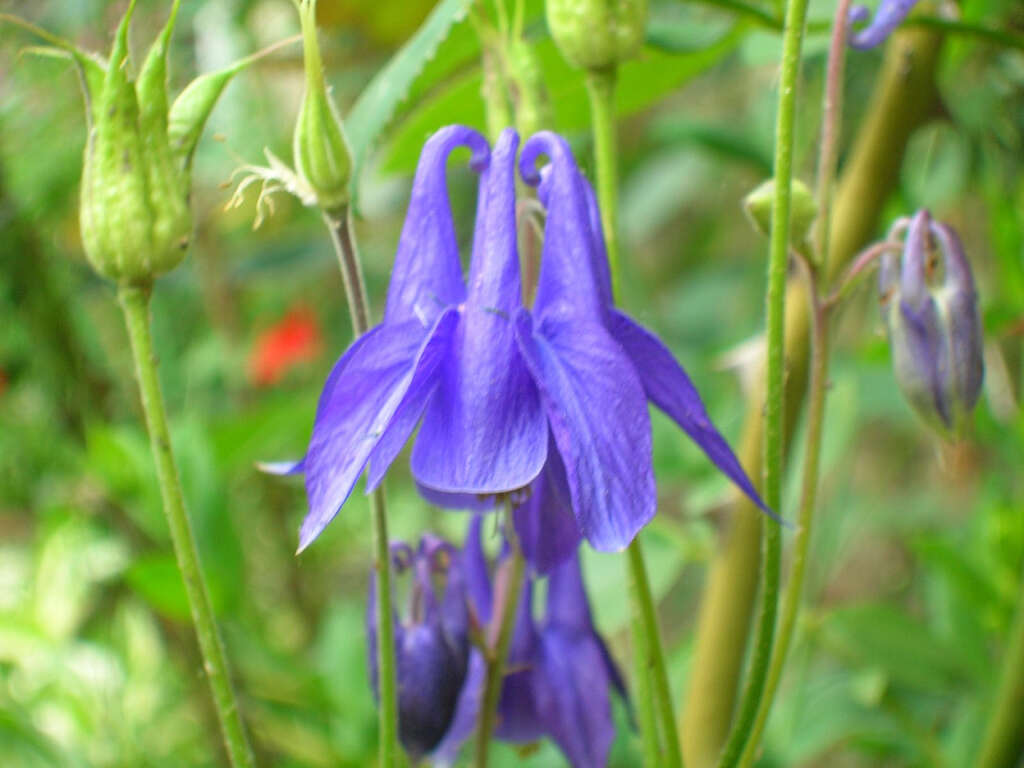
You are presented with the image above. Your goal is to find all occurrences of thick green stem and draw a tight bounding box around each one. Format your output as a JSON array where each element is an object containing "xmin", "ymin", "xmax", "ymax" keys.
[
  {"xmin": 585, "ymin": 68, "xmax": 621, "ymax": 297},
  {"xmin": 117, "ymin": 283, "xmax": 255, "ymax": 768},
  {"xmin": 974, "ymin": 574, "xmax": 1024, "ymax": 768},
  {"xmin": 681, "ymin": 25, "xmax": 944, "ymax": 768},
  {"xmin": 714, "ymin": 0, "xmax": 810, "ymax": 764},
  {"xmin": 473, "ymin": 540, "xmax": 526, "ymax": 768},
  {"xmin": 323, "ymin": 209, "xmax": 398, "ymax": 768},
  {"xmin": 585, "ymin": 60, "xmax": 682, "ymax": 768}
]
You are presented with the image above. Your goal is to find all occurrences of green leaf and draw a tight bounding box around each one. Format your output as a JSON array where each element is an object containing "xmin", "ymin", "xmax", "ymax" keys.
[
  {"xmin": 380, "ymin": 25, "xmax": 747, "ymax": 175},
  {"xmin": 344, "ymin": 0, "xmax": 476, "ymax": 198},
  {"xmin": 821, "ymin": 602, "xmax": 974, "ymax": 693}
]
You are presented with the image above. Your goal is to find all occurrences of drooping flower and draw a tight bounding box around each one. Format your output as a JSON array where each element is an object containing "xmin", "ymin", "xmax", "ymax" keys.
[
  {"xmin": 266, "ymin": 126, "xmax": 548, "ymax": 551},
  {"xmin": 367, "ymin": 535, "xmax": 470, "ymax": 761},
  {"xmin": 247, "ymin": 305, "xmax": 324, "ymax": 387},
  {"xmin": 434, "ymin": 517, "xmax": 626, "ymax": 768},
  {"xmin": 847, "ymin": 0, "xmax": 920, "ymax": 50},
  {"xmin": 267, "ymin": 126, "xmax": 772, "ymax": 561},
  {"xmin": 878, "ymin": 210, "xmax": 984, "ymax": 435}
]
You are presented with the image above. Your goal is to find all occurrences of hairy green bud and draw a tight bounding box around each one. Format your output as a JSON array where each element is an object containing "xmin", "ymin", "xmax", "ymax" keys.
[
  {"xmin": 546, "ymin": 0, "xmax": 649, "ymax": 71},
  {"xmin": 80, "ymin": 1, "xmax": 190, "ymax": 283},
  {"xmin": 742, "ymin": 178, "xmax": 818, "ymax": 252},
  {"xmin": 10, "ymin": 0, "xmax": 265, "ymax": 283},
  {"xmin": 293, "ymin": 0, "xmax": 353, "ymax": 213}
]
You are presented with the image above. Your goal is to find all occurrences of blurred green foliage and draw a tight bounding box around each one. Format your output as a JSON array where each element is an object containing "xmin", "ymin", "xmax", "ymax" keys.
[{"xmin": 1, "ymin": 0, "xmax": 1022, "ymax": 765}]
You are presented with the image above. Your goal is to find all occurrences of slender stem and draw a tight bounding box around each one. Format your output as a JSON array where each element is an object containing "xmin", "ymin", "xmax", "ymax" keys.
[
  {"xmin": 324, "ymin": 209, "xmax": 371, "ymax": 332},
  {"xmin": 814, "ymin": 0, "xmax": 852, "ymax": 275},
  {"xmin": 974, "ymin": 571, "xmax": 1024, "ymax": 768},
  {"xmin": 584, "ymin": 68, "xmax": 621, "ymax": 297},
  {"xmin": 824, "ymin": 239, "xmax": 903, "ymax": 309},
  {"xmin": 473, "ymin": 538, "xmax": 526, "ymax": 768},
  {"xmin": 733, "ymin": 4, "xmax": 850, "ymax": 757},
  {"xmin": 627, "ymin": 537, "xmax": 684, "ymax": 767},
  {"xmin": 626, "ymin": 578, "xmax": 661, "ymax": 767},
  {"xmin": 716, "ymin": 0, "xmax": 810, "ymax": 764},
  {"xmin": 323, "ymin": 208, "xmax": 398, "ymax": 768},
  {"xmin": 584, "ymin": 61, "xmax": 681, "ymax": 768},
  {"xmin": 117, "ymin": 283, "xmax": 255, "ymax": 768},
  {"xmin": 737, "ymin": 258, "xmax": 828, "ymax": 768}
]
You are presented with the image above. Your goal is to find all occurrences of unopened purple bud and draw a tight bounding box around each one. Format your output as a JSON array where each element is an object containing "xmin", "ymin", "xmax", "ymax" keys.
[
  {"xmin": 367, "ymin": 536, "xmax": 469, "ymax": 761},
  {"xmin": 880, "ymin": 210, "xmax": 984, "ymax": 435}
]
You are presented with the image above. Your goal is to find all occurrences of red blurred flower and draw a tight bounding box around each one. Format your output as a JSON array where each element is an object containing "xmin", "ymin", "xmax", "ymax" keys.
[{"xmin": 248, "ymin": 306, "xmax": 324, "ymax": 387}]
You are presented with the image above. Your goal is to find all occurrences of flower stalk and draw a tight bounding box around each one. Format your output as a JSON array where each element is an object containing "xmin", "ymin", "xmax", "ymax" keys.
[
  {"xmin": 736, "ymin": 3, "xmax": 850, "ymax": 760},
  {"xmin": 473, "ymin": 531, "xmax": 526, "ymax": 768},
  {"xmin": 322, "ymin": 210, "xmax": 399, "ymax": 767},
  {"xmin": 118, "ymin": 283, "xmax": 255, "ymax": 768},
  {"xmin": 715, "ymin": 0, "xmax": 811, "ymax": 762}
]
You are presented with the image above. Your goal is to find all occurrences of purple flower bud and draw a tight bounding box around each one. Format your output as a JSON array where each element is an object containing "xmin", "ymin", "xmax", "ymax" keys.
[
  {"xmin": 848, "ymin": 0, "xmax": 920, "ymax": 50},
  {"xmin": 879, "ymin": 210, "xmax": 984, "ymax": 435},
  {"xmin": 367, "ymin": 535, "xmax": 469, "ymax": 761}
]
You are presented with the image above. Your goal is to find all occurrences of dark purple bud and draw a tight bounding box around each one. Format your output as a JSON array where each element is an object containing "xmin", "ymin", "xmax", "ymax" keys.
[
  {"xmin": 368, "ymin": 536, "xmax": 469, "ymax": 761},
  {"xmin": 880, "ymin": 210, "xmax": 984, "ymax": 435}
]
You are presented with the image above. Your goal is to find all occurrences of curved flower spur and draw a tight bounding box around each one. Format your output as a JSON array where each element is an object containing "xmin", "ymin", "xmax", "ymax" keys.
[{"xmin": 265, "ymin": 125, "xmax": 775, "ymax": 559}]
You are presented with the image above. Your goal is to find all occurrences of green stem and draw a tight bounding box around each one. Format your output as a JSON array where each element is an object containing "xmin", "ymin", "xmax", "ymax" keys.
[
  {"xmin": 974, "ymin": 573, "xmax": 1024, "ymax": 768},
  {"xmin": 584, "ymin": 60, "xmax": 682, "ymax": 768},
  {"xmin": 117, "ymin": 283, "xmax": 255, "ymax": 768},
  {"xmin": 323, "ymin": 209, "xmax": 398, "ymax": 768},
  {"xmin": 737, "ymin": 259, "xmax": 828, "ymax": 768},
  {"xmin": 626, "ymin": 575, "xmax": 661, "ymax": 766},
  {"xmin": 473, "ymin": 537, "xmax": 526, "ymax": 768},
  {"xmin": 584, "ymin": 68, "xmax": 621, "ymax": 297},
  {"xmin": 813, "ymin": 0, "xmax": 852, "ymax": 275},
  {"xmin": 627, "ymin": 537, "xmax": 684, "ymax": 767},
  {"xmin": 715, "ymin": 0, "xmax": 810, "ymax": 763}
]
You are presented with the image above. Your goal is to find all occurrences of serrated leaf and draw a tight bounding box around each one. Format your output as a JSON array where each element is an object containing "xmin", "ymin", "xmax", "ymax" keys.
[
  {"xmin": 380, "ymin": 24, "xmax": 748, "ymax": 175},
  {"xmin": 344, "ymin": 0, "xmax": 476, "ymax": 198}
]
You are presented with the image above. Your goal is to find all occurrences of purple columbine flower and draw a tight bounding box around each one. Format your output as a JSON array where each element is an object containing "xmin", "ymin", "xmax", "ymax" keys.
[
  {"xmin": 434, "ymin": 516, "xmax": 627, "ymax": 768},
  {"xmin": 848, "ymin": 0, "xmax": 919, "ymax": 50},
  {"xmin": 878, "ymin": 210, "xmax": 984, "ymax": 435},
  {"xmin": 267, "ymin": 125, "xmax": 771, "ymax": 562},
  {"xmin": 367, "ymin": 535, "xmax": 470, "ymax": 761},
  {"xmin": 267, "ymin": 125, "xmax": 548, "ymax": 551}
]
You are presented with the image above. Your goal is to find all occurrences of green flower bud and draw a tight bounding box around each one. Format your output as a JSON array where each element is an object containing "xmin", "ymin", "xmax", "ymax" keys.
[
  {"xmin": 546, "ymin": 0, "xmax": 649, "ymax": 71},
  {"xmin": 80, "ymin": 1, "xmax": 190, "ymax": 283},
  {"xmin": 742, "ymin": 178, "xmax": 818, "ymax": 251},
  {"xmin": 10, "ymin": 0, "xmax": 266, "ymax": 284},
  {"xmin": 293, "ymin": 0, "xmax": 353, "ymax": 213}
]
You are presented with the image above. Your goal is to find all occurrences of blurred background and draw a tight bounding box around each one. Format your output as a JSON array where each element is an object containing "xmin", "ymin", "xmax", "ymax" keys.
[{"xmin": 0, "ymin": 0, "xmax": 1022, "ymax": 765}]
